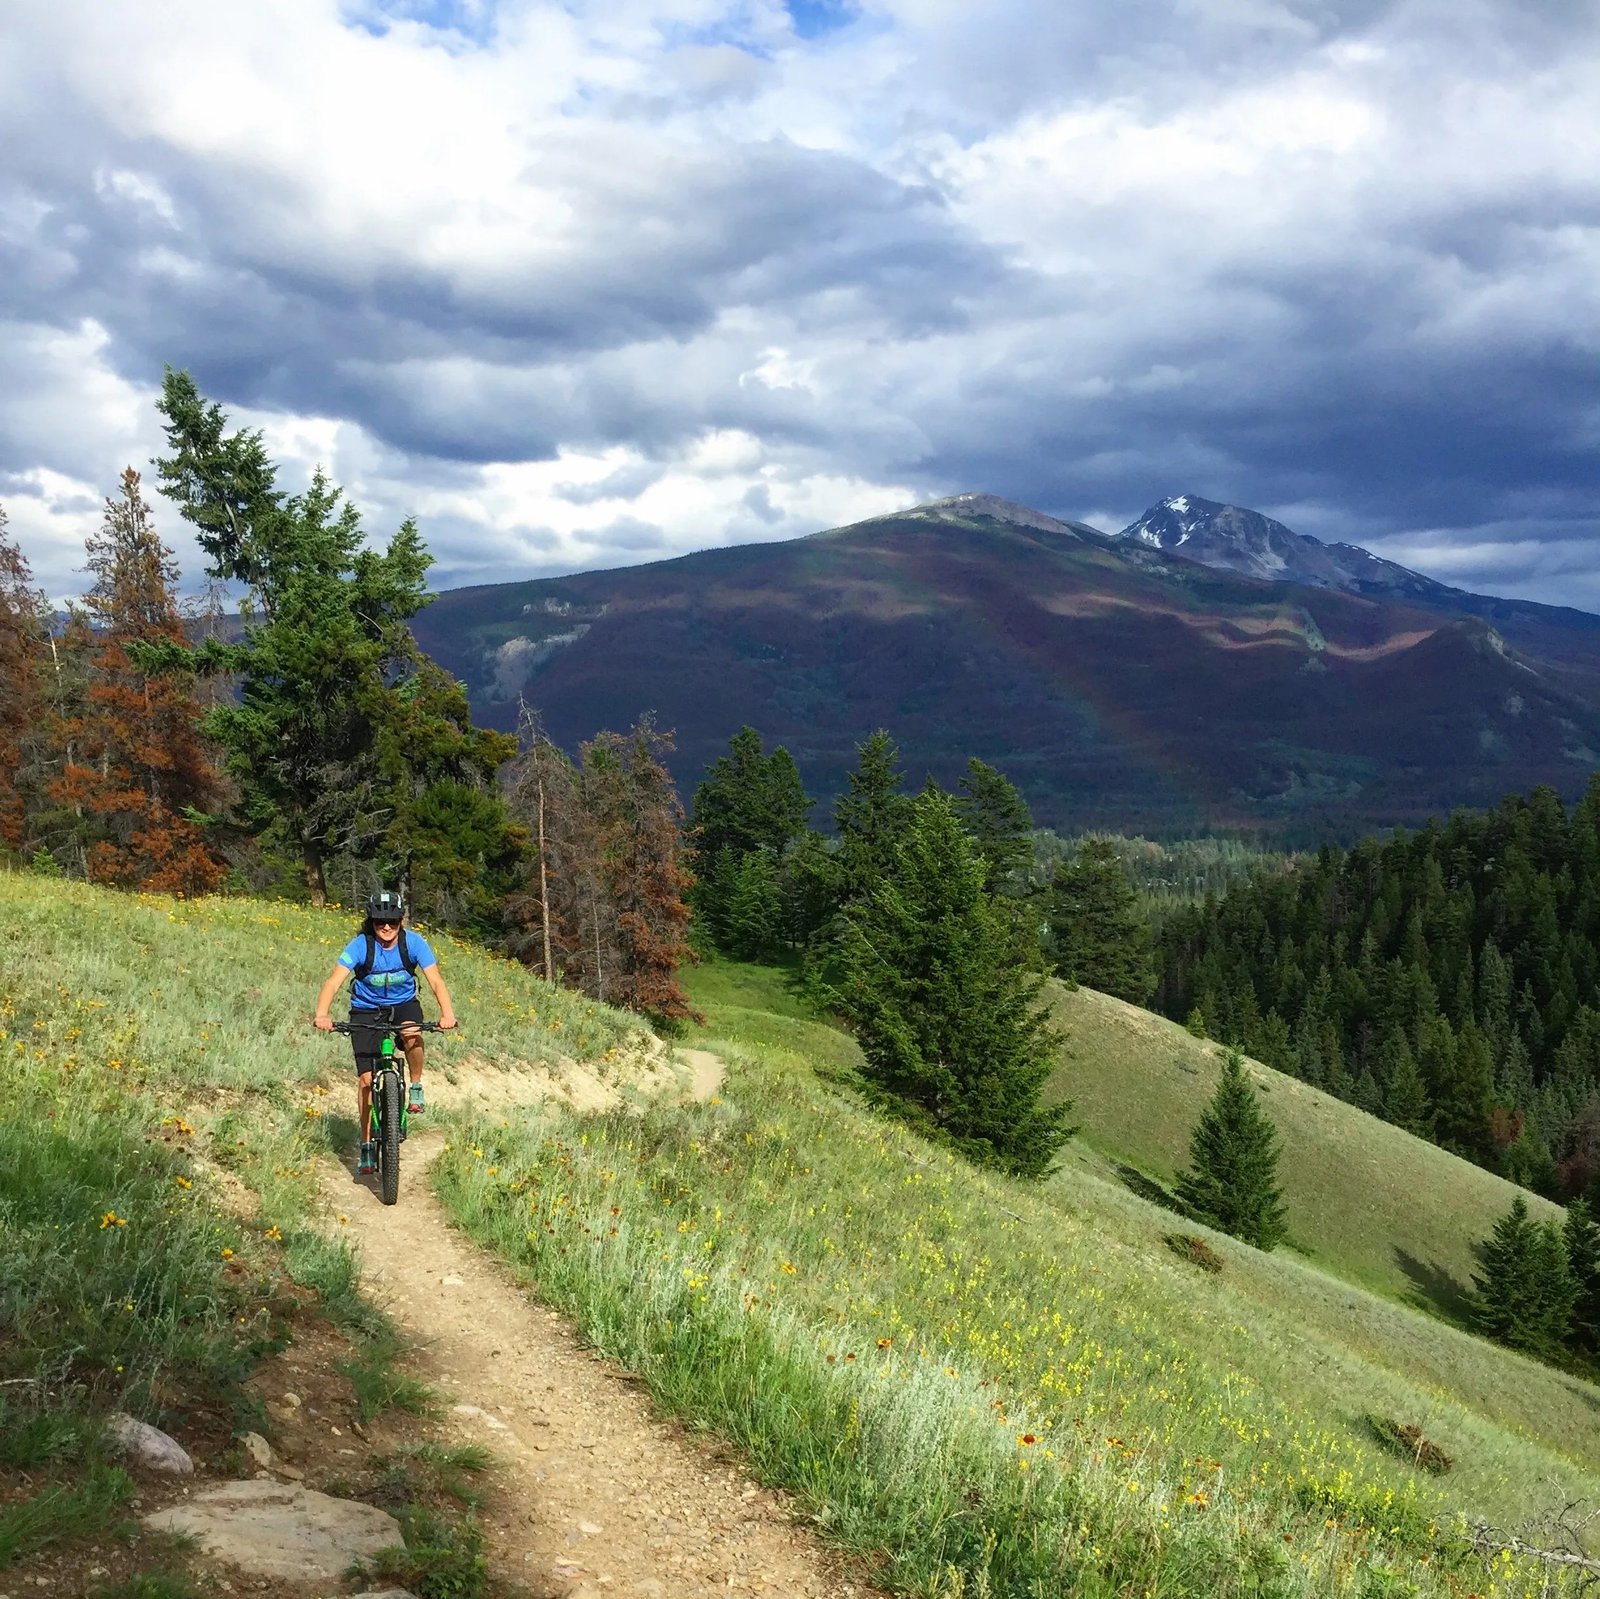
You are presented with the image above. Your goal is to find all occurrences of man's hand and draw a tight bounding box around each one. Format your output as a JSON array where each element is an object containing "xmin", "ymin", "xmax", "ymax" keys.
[
  {"xmin": 439, "ymin": 1011, "xmax": 459, "ymax": 1030},
  {"xmin": 313, "ymin": 1014, "xmax": 335, "ymax": 1031}
]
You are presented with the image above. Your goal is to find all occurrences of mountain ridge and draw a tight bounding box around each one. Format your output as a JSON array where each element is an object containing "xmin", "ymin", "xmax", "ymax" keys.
[{"xmin": 411, "ymin": 494, "xmax": 1600, "ymax": 839}]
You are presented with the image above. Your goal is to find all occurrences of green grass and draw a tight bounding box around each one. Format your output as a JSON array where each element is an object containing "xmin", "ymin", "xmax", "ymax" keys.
[
  {"xmin": 0, "ymin": 871, "xmax": 626, "ymax": 1571},
  {"xmin": 9, "ymin": 879, "xmax": 1599, "ymax": 1596},
  {"xmin": 426, "ymin": 953, "xmax": 1600, "ymax": 1598},
  {"xmin": 1045, "ymin": 982, "xmax": 1564, "ymax": 1314}
]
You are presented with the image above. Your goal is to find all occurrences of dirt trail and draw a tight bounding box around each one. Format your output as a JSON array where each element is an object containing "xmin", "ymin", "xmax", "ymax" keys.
[{"xmin": 319, "ymin": 1048, "xmax": 869, "ymax": 1599}]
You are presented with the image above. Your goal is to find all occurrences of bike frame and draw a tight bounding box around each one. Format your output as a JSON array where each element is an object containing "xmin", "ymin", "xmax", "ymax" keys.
[{"xmin": 330, "ymin": 1015, "xmax": 444, "ymax": 1206}]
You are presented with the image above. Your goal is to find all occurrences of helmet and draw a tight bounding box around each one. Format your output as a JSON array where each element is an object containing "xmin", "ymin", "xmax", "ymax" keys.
[{"xmin": 366, "ymin": 888, "xmax": 405, "ymax": 921}]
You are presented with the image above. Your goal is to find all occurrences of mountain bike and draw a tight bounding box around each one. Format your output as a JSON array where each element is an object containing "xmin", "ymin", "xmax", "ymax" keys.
[{"xmin": 330, "ymin": 1018, "xmax": 446, "ymax": 1207}]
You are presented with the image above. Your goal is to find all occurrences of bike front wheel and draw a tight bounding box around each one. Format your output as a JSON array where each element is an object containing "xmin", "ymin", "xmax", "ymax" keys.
[{"xmin": 379, "ymin": 1072, "xmax": 402, "ymax": 1207}]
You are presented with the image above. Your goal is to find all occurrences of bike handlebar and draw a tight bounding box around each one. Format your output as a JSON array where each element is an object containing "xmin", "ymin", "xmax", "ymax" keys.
[{"xmin": 326, "ymin": 1020, "xmax": 454, "ymax": 1035}]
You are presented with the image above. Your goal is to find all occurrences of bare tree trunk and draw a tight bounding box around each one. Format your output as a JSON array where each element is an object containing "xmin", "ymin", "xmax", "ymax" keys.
[
  {"xmin": 302, "ymin": 835, "xmax": 327, "ymax": 906},
  {"xmin": 537, "ymin": 768, "xmax": 554, "ymax": 983},
  {"xmin": 593, "ymin": 901, "xmax": 604, "ymax": 1002}
]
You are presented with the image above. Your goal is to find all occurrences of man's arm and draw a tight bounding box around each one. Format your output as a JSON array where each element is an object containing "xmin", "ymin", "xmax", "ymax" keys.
[
  {"xmin": 421, "ymin": 963, "xmax": 458, "ymax": 1029},
  {"xmin": 313, "ymin": 963, "xmax": 351, "ymax": 1029}
]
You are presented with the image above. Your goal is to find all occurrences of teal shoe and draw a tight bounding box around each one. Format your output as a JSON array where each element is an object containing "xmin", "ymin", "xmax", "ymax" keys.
[
  {"xmin": 357, "ymin": 1141, "xmax": 377, "ymax": 1174},
  {"xmin": 408, "ymin": 1083, "xmax": 426, "ymax": 1115}
]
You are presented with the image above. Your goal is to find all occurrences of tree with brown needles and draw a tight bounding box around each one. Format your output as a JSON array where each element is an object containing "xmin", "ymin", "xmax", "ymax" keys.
[
  {"xmin": 505, "ymin": 710, "xmax": 697, "ymax": 1023},
  {"xmin": 0, "ymin": 504, "xmax": 45, "ymax": 854},
  {"xmin": 57, "ymin": 469, "xmax": 226, "ymax": 895}
]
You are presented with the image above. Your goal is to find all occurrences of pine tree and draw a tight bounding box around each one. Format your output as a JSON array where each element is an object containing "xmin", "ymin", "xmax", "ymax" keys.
[
  {"xmin": 1175, "ymin": 1050, "xmax": 1289, "ymax": 1250},
  {"xmin": 154, "ymin": 372, "xmax": 435, "ymax": 903},
  {"xmin": 720, "ymin": 850, "xmax": 783, "ymax": 961},
  {"xmin": 0, "ymin": 506, "xmax": 44, "ymax": 853},
  {"xmin": 834, "ymin": 729, "xmax": 910, "ymax": 904},
  {"xmin": 1379, "ymin": 1029, "xmax": 1432, "ymax": 1136},
  {"xmin": 576, "ymin": 719, "xmax": 697, "ymax": 1022},
  {"xmin": 1563, "ymin": 1198, "xmax": 1600, "ymax": 1357},
  {"xmin": 1471, "ymin": 1196, "xmax": 1573, "ymax": 1357},
  {"xmin": 955, "ymin": 757, "xmax": 1034, "ymax": 896},
  {"xmin": 61, "ymin": 469, "xmax": 226, "ymax": 896},
  {"xmin": 1049, "ymin": 839, "xmax": 1154, "ymax": 1003},
  {"xmin": 830, "ymin": 787, "xmax": 1070, "ymax": 1177},
  {"xmin": 372, "ymin": 655, "xmax": 519, "ymax": 933},
  {"xmin": 689, "ymin": 726, "xmax": 812, "ymax": 948}
]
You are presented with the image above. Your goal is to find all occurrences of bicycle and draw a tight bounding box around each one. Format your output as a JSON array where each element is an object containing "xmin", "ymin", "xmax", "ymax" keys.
[{"xmin": 329, "ymin": 1018, "xmax": 447, "ymax": 1206}]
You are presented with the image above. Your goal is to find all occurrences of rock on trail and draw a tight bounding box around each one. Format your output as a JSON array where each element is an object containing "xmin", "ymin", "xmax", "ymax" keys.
[{"xmin": 142, "ymin": 1479, "xmax": 401, "ymax": 1583}]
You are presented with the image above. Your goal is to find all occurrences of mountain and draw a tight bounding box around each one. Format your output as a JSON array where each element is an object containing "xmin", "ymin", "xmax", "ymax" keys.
[
  {"xmin": 1114, "ymin": 495, "xmax": 1600, "ymax": 691},
  {"xmin": 1114, "ymin": 494, "xmax": 1468, "ymax": 600},
  {"xmin": 412, "ymin": 494, "xmax": 1600, "ymax": 839}
]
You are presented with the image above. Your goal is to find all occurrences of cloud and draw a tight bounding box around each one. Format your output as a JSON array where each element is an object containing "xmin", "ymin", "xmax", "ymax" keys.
[{"xmin": 0, "ymin": 0, "xmax": 1596, "ymax": 610}]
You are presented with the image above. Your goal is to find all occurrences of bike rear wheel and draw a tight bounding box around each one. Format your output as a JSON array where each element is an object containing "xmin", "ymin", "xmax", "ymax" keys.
[{"xmin": 379, "ymin": 1072, "xmax": 402, "ymax": 1206}]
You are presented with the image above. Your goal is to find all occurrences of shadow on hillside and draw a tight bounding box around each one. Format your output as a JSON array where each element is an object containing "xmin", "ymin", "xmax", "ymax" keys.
[
  {"xmin": 1114, "ymin": 1162, "xmax": 1187, "ymax": 1217},
  {"xmin": 1392, "ymin": 1246, "xmax": 1473, "ymax": 1322}
]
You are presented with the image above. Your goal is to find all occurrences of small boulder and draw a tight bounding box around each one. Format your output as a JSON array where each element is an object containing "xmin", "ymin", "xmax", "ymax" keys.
[
  {"xmin": 143, "ymin": 1480, "xmax": 401, "ymax": 1583},
  {"xmin": 106, "ymin": 1413, "xmax": 193, "ymax": 1475},
  {"xmin": 239, "ymin": 1431, "xmax": 275, "ymax": 1470}
]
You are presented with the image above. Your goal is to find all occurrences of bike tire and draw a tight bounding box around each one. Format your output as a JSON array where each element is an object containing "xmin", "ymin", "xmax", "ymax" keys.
[{"xmin": 379, "ymin": 1072, "xmax": 402, "ymax": 1207}]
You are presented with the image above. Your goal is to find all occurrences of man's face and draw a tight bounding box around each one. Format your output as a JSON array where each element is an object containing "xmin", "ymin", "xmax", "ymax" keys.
[{"xmin": 373, "ymin": 916, "xmax": 402, "ymax": 945}]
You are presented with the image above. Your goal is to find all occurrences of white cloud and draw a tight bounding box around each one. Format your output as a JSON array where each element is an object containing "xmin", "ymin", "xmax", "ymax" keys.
[{"xmin": 0, "ymin": 0, "xmax": 1597, "ymax": 611}]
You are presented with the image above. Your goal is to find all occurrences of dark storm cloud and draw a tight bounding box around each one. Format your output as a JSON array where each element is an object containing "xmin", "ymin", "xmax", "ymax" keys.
[{"xmin": 0, "ymin": 0, "xmax": 1597, "ymax": 609}]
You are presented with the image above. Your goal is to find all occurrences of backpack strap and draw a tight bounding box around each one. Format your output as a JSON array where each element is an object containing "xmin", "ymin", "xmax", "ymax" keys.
[
  {"xmin": 398, "ymin": 928, "xmax": 418, "ymax": 973},
  {"xmin": 353, "ymin": 929, "xmax": 377, "ymax": 980}
]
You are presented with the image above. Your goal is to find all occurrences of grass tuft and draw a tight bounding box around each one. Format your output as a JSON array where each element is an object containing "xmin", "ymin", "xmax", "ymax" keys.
[{"xmin": 1165, "ymin": 1232, "xmax": 1225, "ymax": 1273}]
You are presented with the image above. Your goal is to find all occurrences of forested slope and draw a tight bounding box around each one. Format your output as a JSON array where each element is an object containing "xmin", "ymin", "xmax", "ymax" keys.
[{"xmin": 1156, "ymin": 781, "xmax": 1600, "ymax": 1197}]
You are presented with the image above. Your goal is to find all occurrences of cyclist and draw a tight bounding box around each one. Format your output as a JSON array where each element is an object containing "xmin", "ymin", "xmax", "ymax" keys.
[{"xmin": 313, "ymin": 889, "xmax": 458, "ymax": 1174}]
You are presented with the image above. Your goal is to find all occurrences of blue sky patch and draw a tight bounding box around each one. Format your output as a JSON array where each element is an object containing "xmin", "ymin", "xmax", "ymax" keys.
[
  {"xmin": 785, "ymin": 0, "xmax": 857, "ymax": 41},
  {"xmin": 342, "ymin": 0, "xmax": 498, "ymax": 47}
]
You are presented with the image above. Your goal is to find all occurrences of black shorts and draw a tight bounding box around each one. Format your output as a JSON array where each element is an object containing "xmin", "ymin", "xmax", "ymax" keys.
[{"xmin": 348, "ymin": 1001, "xmax": 424, "ymax": 1073}]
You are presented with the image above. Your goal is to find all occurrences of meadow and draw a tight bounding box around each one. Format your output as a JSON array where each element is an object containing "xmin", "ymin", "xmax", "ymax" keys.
[
  {"xmin": 6, "ymin": 879, "xmax": 1598, "ymax": 1597},
  {"xmin": 1046, "ymin": 983, "xmax": 1567, "ymax": 1313},
  {"xmin": 434, "ymin": 953, "xmax": 1600, "ymax": 1598},
  {"xmin": 0, "ymin": 872, "xmax": 632, "ymax": 1582}
]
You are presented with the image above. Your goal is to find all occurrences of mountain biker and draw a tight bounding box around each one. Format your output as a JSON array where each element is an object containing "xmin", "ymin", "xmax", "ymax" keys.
[{"xmin": 313, "ymin": 890, "xmax": 458, "ymax": 1175}]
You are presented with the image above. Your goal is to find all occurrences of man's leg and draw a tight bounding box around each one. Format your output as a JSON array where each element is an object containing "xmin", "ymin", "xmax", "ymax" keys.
[
  {"xmin": 401, "ymin": 1023, "xmax": 425, "ymax": 1112},
  {"xmin": 356, "ymin": 1068, "xmax": 376, "ymax": 1170}
]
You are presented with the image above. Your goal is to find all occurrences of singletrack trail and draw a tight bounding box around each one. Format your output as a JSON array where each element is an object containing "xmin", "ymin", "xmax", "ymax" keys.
[{"xmin": 320, "ymin": 1054, "xmax": 873, "ymax": 1599}]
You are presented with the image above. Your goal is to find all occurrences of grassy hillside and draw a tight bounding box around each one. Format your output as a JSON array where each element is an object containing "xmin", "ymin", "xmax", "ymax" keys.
[
  {"xmin": 433, "ymin": 952, "xmax": 1600, "ymax": 1598},
  {"xmin": 10, "ymin": 888, "xmax": 1598, "ymax": 1597},
  {"xmin": 1046, "ymin": 982, "xmax": 1564, "ymax": 1314},
  {"xmin": 0, "ymin": 873, "xmax": 634, "ymax": 1587}
]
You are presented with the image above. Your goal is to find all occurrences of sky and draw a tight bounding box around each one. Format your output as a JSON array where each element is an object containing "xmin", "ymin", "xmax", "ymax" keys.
[{"xmin": 1, "ymin": 0, "xmax": 1597, "ymax": 608}]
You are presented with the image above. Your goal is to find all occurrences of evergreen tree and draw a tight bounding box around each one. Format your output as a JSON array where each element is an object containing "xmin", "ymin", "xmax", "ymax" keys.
[
  {"xmin": 955, "ymin": 757, "xmax": 1034, "ymax": 895},
  {"xmin": 153, "ymin": 371, "xmax": 473, "ymax": 905},
  {"xmin": 689, "ymin": 726, "xmax": 812, "ymax": 949},
  {"xmin": 833, "ymin": 729, "xmax": 910, "ymax": 904},
  {"xmin": 1379, "ymin": 1029, "xmax": 1432, "ymax": 1136},
  {"xmin": 1471, "ymin": 1196, "xmax": 1573, "ymax": 1357},
  {"xmin": 1049, "ymin": 838, "xmax": 1154, "ymax": 1003},
  {"xmin": 371, "ymin": 656, "xmax": 519, "ymax": 933},
  {"xmin": 690, "ymin": 726, "xmax": 811, "ymax": 866},
  {"xmin": 1563, "ymin": 1198, "xmax": 1600, "ymax": 1357},
  {"xmin": 1175, "ymin": 1049, "xmax": 1289, "ymax": 1250},
  {"xmin": 719, "ymin": 850, "xmax": 784, "ymax": 961},
  {"xmin": 779, "ymin": 829, "xmax": 841, "ymax": 948},
  {"xmin": 829, "ymin": 787, "xmax": 1070, "ymax": 1177},
  {"xmin": 0, "ymin": 506, "xmax": 44, "ymax": 854}
]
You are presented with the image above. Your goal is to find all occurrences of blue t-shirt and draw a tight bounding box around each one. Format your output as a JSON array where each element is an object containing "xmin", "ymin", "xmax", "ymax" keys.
[{"xmin": 339, "ymin": 930, "xmax": 438, "ymax": 1010}]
